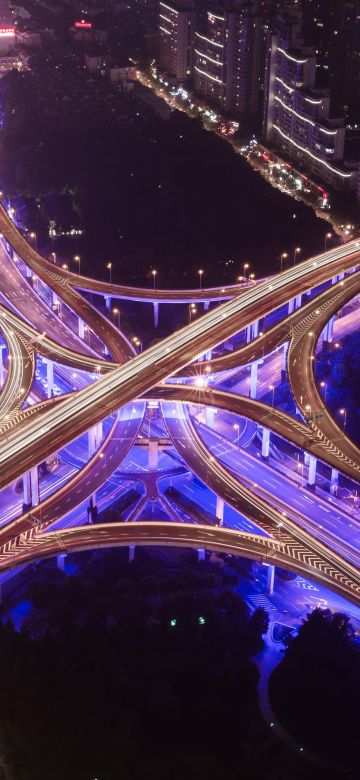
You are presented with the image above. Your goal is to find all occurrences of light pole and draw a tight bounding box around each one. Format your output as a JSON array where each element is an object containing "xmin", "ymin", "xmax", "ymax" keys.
[
  {"xmin": 113, "ymin": 307, "xmax": 120, "ymax": 328},
  {"xmin": 324, "ymin": 232, "xmax": 332, "ymax": 251},
  {"xmin": 189, "ymin": 303, "xmax": 197, "ymax": 324},
  {"xmin": 198, "ymin": 269, "xmax": 204, "ymax": 289},
  {"xmin": 243, "ymin": 262, "xmax": 250, "ymax": 279},
  {"xmin": 279, "ymin": 252, "xmax": 287, "ymax": 272},
  {"xmin": 152, "ymin": 269, "xmax": 157, "ymax": 289},
  {"xmin": 107, "ymin": 262, "xmax": 112, "ymax": 284},
  {"xmin": 62, "ymin": 263, "xmax": 68, "ymax": 271},
  {"xmin": 50, "ymin": 252, "xmax": 56, "ymax": 264},
  {"xmin": 269, "ymin": 384, "xmax": 275, "ymax": 407},
  {"xmin": 233, "ymin": 423, "xmax": 240, "ymax": 448},
  {"xmin": 74, "ymin": 255, "xmax": 81, "ymax": 275},
  {"xmin": 29, "ymin": 232, "xmax": 37, "ymax": 250},
  {"xmin": 339, "ymin": 407, "xmax": 347, "ymax": 429},
  {"xmin": 293, "ymin": 246, "xmax": 301, "ymax": 265},
  {"xmin": 132, "ymin": 336, "xmax": 142, "ymax": 353}
]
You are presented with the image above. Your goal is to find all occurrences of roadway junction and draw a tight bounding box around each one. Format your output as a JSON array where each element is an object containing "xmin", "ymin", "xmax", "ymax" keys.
[{"xmin": 0, "ymin": 202, "xmax": 360, "ymax": 605}]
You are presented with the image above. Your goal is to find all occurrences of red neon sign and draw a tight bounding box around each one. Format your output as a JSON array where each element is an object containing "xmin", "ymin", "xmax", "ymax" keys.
[
  {"xmin": 75, "ymin": 20, "xmax": 92, "ymax": 29},
  {"xmin": 0, "ymin": 28, "xmax": 15, "ymax": 37}
]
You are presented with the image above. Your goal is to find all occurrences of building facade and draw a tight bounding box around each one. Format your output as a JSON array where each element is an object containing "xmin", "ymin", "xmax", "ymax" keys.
[
  {"xmin": 159, "ymin": 1, "xmax": 194, "ymax": 81},
  {"xmin": 263, "ymin": 11, "xmax": 355, "ymax": 190},
  {"xmin": 194, "ymin": 2, "xmax": 262, "ymax": 117}
]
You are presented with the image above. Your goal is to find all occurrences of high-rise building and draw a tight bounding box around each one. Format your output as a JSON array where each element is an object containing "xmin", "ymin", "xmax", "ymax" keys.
[
  {"xmin": 0, "ymin": 0, "xmax": 15, "ymax": 53},
  {"xmin": 194, "ymin": 2, "xmax": 262, "ymax": 117},
  {"xmin": 263, "ymin": 9, "xmax": 355, "ymax": 189},
  {"xmin": 301, "ymin": 0, "xmax": 360, "ymax": 118},
  {"xmin": 159, "ymin": 1, "xmax": 195, "ymax": 81}
]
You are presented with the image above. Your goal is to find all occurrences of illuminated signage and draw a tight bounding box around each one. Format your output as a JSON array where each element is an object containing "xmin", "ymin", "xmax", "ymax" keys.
[
  {"xmin": 75, "ymin": 20, "xmax": 92, "ymax": 29},
  {"xmin": 0, "ymin": 28, "xmax": 15, "ymax": 37}
]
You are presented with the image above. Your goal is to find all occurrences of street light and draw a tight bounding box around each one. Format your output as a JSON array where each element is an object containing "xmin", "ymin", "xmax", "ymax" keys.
[
  {"xmin": 112, "ymin": 307, "xmax": 120, "ymax": 327},
  {"xmin": 74, "ymin": 255, "xmax": 81, "ymax": 275},
  {"xmin": 339, "ymin": 408, "xmax": 347, "ymax": 429},
  {"xmin": 279, "ymin": 252, "xmax": 288, "ymax": 272},
  {"xmin": 324, "ymin": 232, "xmax": 332, "ymax": 251},
  {"xmin": 233, "ymin": 423, "xmax": 240, "ymax": 448},
  {"xmin": 107, "ymin": 262, "xmax": 112, "ymax": 284},
  {"xmin": 50, "ymin": 252, "xmax": 56, "ymax": 264},
  {"xmin": 29, "ymin": 232, "xmax": 37, "ymax": 250},
  {"xmin": 132, "ymin": 336, "xmax": 142, "ymax": 352},
  {"xmin": 152, "ymin": 269, "xmax": 157, "ymax": 289},
  {"xmin": 293, "ymin": 246, "xmax": 301, "ymax": 265},
  {"xmin": 243, "ymin": 262, "xmax": 250, "ymax": 279},
  {"xmin": 269, "ymin": 384, "xmax": 275, "ymax": 407},
  {"xmin": 198, "ymin": 269, "xmax": 204, "ymax": 289},
  {"xmin": 62, "ymin": 263, "xmax": 68, "ymax": 271},
  {"xmin": 189, "ymin": 303, "xmax": 197, "ymax": 324}
]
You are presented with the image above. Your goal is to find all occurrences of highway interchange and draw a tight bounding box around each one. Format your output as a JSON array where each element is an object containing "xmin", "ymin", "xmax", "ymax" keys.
[{"xmin": 0, "ymin": 202, "xmax": 360, "ymax": 605}]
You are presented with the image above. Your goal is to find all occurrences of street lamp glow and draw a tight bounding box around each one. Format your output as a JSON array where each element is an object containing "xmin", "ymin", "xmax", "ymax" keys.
[
  {"xmin": 62, "ymin": 263, "xmax": 68, "ymax": 271},
  {"xmin": 112, "ymin": 307, "xmax": 120, "ymax": 327},
  {"xmin": 107, "ymin": 262, "xmax": 112, "ymax": 284},
  {"xmin": 324, "ymin": 232, "xmax": 332, "ymax": 251},
  {"xmin": 74, "ymin": 255, "xmax": 81, "ymax": 275},
  {"xmin": 280, "ymin": 252, "xmax": 288, "ymax": 272},
  {"xmin": 198, "ymin": 269, "xmax": 204, "ymax": 288},
  {"xmin": 152, "ymin": 269, "xmax": 157, "ymax": 289},
  {"xmin": 293, "ymin": 246, "xmax": 301, "ymax": 265}
]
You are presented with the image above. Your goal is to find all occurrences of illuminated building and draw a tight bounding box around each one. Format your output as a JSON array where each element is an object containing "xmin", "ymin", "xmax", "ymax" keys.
[
  {"xmin": 0, "ymin": 0, "xmax": 15, "ymax": 53},
  {"xmin": 263, "ymin": 10, "xmax": 355, "ymax": 190},
  {"xmin": 302, "ymin": 0, "xmax": 360, "ymax": 118},
  {"xmin": 159, "ymin": 1, "xmax": 195, "ymax": 81},
  {"xmin": 194, "ymin": 2, "xmax": 262, "ymax": 117}
]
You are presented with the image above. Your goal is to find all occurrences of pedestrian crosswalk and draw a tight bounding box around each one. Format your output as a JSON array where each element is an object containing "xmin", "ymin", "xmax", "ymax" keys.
[{"xmin": 248, "ymin": 593, "xmax": 277, "ymax": 611}]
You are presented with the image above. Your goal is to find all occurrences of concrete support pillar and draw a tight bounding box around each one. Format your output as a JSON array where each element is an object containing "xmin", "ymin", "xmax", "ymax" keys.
[
  {"xmin": 26, "ymin": 266, "xmax": 32, "ymax": 278},
  {"xmin": 246, "ymin": 325, "xmax": 251, "ymax": 343},
  {"xmin": 205, "ymin": 406, "xmax": 215, "ymax": 427},
  {"xmin": 57, "ymin": 553, "xmax": 67, "ymax": 572},
  {"xmin": 261, "ymin": 427, "xmax": 270, "ymax": 460},
  {"xmin": 330, "ymin": 468, "xmax": 339, "ymax": 494},
  {"xmin": 266, "ymin": 564, "xmax": 275, "ymax": 595},
  {"xmin": 295, "ymin": 294, "xmax": 302, "ymax": 309},
  {"xmin": 46, "ymin": 359, "xmax": 53, "ymax": 399},
  {"xmin": 327, "ymin": 316, "xmax": 335, "ymax": 343},
  {"xmin": 129, "ymin": 545, "xmax": 135, "ymax": 563},
  {"xmin": 332, "ymin": 275, "xmax": 338, "ymax": 286},
  {"xmin": 197, "ymin": 548, "xmax": 206, "ymax": 561},
  {"xmin": 205, "ymin": 350, "xmax": 212, "ymax": 361},
  {"xmin": 88, "ymin": 426, "xmax": 97, "ymax": 457},
  {"xmin": 307, "ymin": 455, "xmax": 317, "ymax": 488},
  {"xmin": 251, "ymin": 319, "xmax": 259, "ymax": 340},
  {"xmin": 52, "ymin": 291, "xmax": 59, "ymax": 306},
  {"xmin": 250, "ymin": 361, "xmax": 258, "ymax": 400},
  {"xmin": 104, "ymin": 295, "xmax": 111, "ymax": 313},
  {"xmin": 95, "ymin": 421, "xmax": 103, "ymax": 447},
  {"xmin": 78, "ymin": 317, "xmax": 85, "ymax": 339},
  {"xmin": 281, "ymin": 342, "xmax": 288, "ymax": 377},
  {"xmin": 153, "ymin": 301, "xmax": 159, "ymax": 328},
  {"xmin": 288, "ymin": 298, "xmax": 295, "ymax": 315},
  {"xmin": 204, "ymin": 301, "xmax": 209, "ymax": 311},
  {"xmin": 148, "ymin": 440, "xmax": 159, "ymax": 470},
  {"xmin": 215, "ymin": 495, "xmax": 224, "ymax": 526},
  {"xmin": 30, "ymin": 466, "xmax": 39, "ymax": 506},
  {"xmin": 23, "ymin": 470, "xmax": 32, "ymax": 508},
  {"xmin": 0, "ymin": 344, "xmax": 5, "ymax": 387},
  {"xmin": 304, "ymin": 452, "xmax": 310, "ymax": 466}
]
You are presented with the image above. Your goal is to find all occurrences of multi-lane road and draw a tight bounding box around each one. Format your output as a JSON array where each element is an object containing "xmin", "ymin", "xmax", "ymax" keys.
[{"xmin": 0, "ymin": 203, "xmax": 360, "ymax": 603}]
